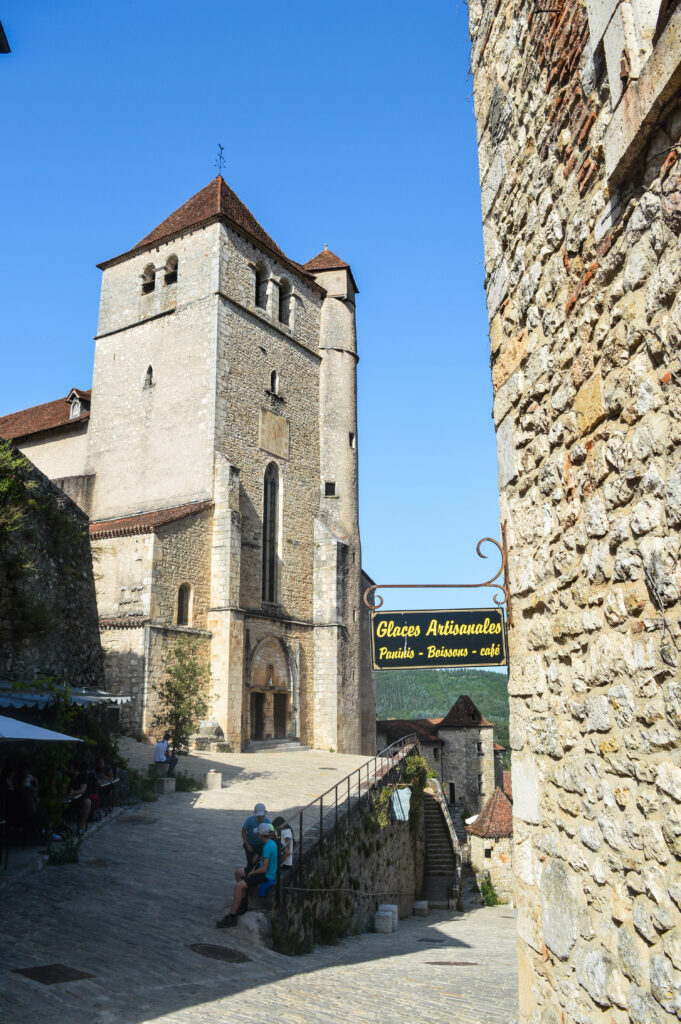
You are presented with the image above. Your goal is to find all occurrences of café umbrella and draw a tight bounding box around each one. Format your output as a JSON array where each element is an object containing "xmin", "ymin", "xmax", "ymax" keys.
[{"xmin": 0, "ymin": 716, "xmax": 83, "ymax": 743}]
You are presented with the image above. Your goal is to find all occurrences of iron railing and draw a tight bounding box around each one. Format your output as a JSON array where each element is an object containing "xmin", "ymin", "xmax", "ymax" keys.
[{"xmin": 279, "ymin": 734, "xmax": 418, "ymax": 898}]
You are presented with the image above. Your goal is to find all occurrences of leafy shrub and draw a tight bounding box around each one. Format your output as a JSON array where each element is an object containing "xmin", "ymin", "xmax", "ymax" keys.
[{"xmin": 479, "ymin": 873, "xmax": 502, "ymax": 906}]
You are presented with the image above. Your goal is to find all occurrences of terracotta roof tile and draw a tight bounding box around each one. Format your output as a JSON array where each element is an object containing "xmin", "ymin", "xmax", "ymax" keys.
[
  {"xmin": 376, "ymin": 718, "xmax": 444, "ymax": 745},
  {"xmin": 98, "ymin": 177, "xmax": 315, "ymax": 286},
  {"xmin": 439, "ymin": 694, "xmax": 493, "ymax": 730},
  {"xmin": 90, "ymin": 500, "xmax": 212, "ymax": 539},
  {"xmin": 503, "ymin": 770, "xmax": 513, "ymax": 801},
  {"xmin": 304, "ymin": 247, "xmax": 350, "ymax": 271},
  {"xmin": 494, "ymin": 742, "xmax": 505, "ymax": 751},
  {"xmin": 0, "ymin": 390, "xmax": 91, "ymax": 441},
  {"xmin": 467, "ymin": 787, "xmax": 513, "ymax": 838}
]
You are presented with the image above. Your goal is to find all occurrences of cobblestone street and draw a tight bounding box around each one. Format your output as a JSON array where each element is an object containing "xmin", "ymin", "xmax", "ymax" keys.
[{"xmin": 0, "ymin": 744, "xmax": 518, "ymax": 1024}]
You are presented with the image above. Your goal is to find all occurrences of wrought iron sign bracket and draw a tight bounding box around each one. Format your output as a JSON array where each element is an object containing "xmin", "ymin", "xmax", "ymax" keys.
[{"xmin": 363, "ymin": 521, "xmax": 513, "ymax": 627}]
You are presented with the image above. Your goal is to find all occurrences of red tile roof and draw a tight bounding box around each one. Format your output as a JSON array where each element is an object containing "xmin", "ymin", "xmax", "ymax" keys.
[
  {"xmin": 376, "ymin": 718, "xmax": 444, "ymax": 745},
  {"xmin": 90, "ymin": 500, "xmax": 213, "ymax": 539},
  {"xmin": 494, "ymin": 742, "xmax": 505, "ymax": 751},
  {"xmin": 304, "ymin": 247, "xmax": 350, "ymax": 271},
  {"xmin": 503, "ymin": 770, "xmax": 513, "ymax": 800},
  {"xmin": 97, "ymin": 177, "xmax": 318, "ymax": 288},
  {"xmin": 467, "ymin": 787, "xmax": 513, "ymax": 838},
  {"xmin": 0, "ymin": 390, "xmax": 91, "ymax": 441},
  {"xmin": 439, "ymin": 694, "xmax": 493, "ymax": 730}
]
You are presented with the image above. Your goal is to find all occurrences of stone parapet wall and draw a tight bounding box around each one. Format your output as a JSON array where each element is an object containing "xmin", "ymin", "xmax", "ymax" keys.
[{"xmin": 469, "ymin": 1, "xmax": 681, "ymax": 1020}]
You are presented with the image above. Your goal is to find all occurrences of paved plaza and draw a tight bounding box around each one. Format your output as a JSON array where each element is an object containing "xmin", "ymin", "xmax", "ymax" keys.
[{"xmin": 0, "ymin": 743, "xmax": 518, "ymax": 1024}]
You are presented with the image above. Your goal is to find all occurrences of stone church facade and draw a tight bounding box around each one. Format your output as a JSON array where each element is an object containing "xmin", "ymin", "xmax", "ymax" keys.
[
  {"xmin": 469, "ymin": 1, "xmax": 681, "ymax": 1021},
  {"xmin": 0, "ymin": 177, "xmax": 375, "ymax": 754}
]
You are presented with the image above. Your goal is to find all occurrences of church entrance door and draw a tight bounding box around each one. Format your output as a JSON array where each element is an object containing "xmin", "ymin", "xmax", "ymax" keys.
[
  {"xmin": 273, "ymin": 692, "xmax": 287, "ymax": 739},
  {"xmin": 251, "ymin": 692, "xmax": 265, "ymax": 740}
]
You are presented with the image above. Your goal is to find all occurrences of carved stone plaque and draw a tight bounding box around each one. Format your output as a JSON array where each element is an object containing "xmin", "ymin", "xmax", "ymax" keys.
[{"xmin": 259, "ymin": 409, "xmax": 289, "ymax": 459}]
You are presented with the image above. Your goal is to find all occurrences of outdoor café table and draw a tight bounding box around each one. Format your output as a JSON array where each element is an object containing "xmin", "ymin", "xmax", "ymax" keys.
[{"xmin": 96, "ymin": 775, "xmax": 118, "ymax": 814}]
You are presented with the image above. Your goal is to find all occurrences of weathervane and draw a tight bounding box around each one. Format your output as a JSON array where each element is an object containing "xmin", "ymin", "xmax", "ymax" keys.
[{"xmin": 215, "ymin": 143, "xmax": 225, "ymax": 176}]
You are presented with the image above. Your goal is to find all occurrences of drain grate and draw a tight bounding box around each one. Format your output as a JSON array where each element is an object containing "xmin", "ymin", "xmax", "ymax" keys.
[
  {"xmin": 426, "ymin": 961, "xmax": 479, "ymax": 966},
  {"xmin": 12, "ymin": 964, "xmax": 94, "ymax": 985},
  {"xmin": 188, "ymin": 944, "xmax": 251, "ymax": 964},
  {"xmin": 116, "ymin": 815, "xmax": 158, "ymax": 826}
]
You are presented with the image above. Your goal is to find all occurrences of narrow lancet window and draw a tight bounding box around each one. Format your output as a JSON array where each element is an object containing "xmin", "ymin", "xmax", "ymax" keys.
[
  {"xmin": 177, "ymin": 584, "xmax": 191, "ymax": 626},
  {"xmin": 279, "ymin": 280, "xmax": 291, "ymax": 325},
  {"xmin": 141, "ymin": 264, "xmax": 156, "ymax": 295},
  {"xmin": 262, "ymin": 463, "xmax": 279, "ymax": 602}
]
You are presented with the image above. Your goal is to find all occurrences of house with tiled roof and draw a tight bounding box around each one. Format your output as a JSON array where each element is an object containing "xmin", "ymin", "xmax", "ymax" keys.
[
  {"xmin": 467, "ymin": 786, "xmax": 514, "ymax": 902},
  {"xmin": 0, "ymin": 177, "xmax": 375, "ymax": 755},
  {"xmin": 377, "ymin": 694, "xmax": 497, "ymax": 815}
]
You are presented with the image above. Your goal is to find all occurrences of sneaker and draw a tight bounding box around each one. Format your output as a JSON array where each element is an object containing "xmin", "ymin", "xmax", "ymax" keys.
[{"xmin": 216, "ymin": 914, "xmax": 238, "ymax": 928}]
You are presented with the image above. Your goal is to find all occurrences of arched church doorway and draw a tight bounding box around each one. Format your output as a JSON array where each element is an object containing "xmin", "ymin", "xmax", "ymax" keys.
[{"xmin": 248, "ymin": 636, "xmax": 293, "ymax": 742}]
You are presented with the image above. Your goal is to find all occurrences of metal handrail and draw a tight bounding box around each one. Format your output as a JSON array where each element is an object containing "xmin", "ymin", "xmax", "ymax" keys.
[{"xmin": 280, "ymin": 734, "xmax": 419, "ymax": 898}]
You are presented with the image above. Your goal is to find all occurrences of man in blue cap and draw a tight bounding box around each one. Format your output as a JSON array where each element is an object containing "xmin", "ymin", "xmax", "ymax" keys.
[
  {"xmin": 241, "ymin": 802, "xmax": 270, "ymax": 869},
  {"xmin": 217, "ymin": 822, "xmax": 278, "ymax": 928}
]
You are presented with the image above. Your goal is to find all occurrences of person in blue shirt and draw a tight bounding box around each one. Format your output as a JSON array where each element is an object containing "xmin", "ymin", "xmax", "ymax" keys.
[
  {"xmin": 217, "ymin": 822, "xmax": 278, "ymax": 929},
  {"xmin": 241, "ymin": 802, "xmax": 271, "ymax": 869}
]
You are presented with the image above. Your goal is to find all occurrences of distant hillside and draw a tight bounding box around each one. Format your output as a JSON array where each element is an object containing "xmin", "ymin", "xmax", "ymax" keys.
[{"xmin": 375, "ymin": 668, "xmax": 510, "ymax": 758}]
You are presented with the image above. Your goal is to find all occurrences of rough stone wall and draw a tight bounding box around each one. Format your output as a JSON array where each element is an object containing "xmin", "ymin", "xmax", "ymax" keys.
[
  {"xmin": 275, "ymin": 791, "xmax": 425, "ymax": 953},
  {"xmin": 151, "ymin": 512, "xmax": 212, "ymax": 626},
  {"xmin": 0, "ymin": 446, "xmax": 103, "ymax": 688},
  {"xmin": 470, "ymin": 834, "xmax": 515, "ymax": 903},
  {"xmin": 469, "ymin": 1, "xmax": 681, "ymax": 1021},
  {"xmin": 440, "ymin": 725, "xmax": 495, "ymax": 814},
  {"xmin": 99, "ymin": 623, "xmax": 146, "ymax": 731}
]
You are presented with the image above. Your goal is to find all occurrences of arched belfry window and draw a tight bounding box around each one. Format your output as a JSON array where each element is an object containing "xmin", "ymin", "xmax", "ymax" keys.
[
  {"xmin": 177, "ymin": 584, "xmax": 191, "ymax": 626},
  {"xmin": 279, "ymin": 280, "xmax": 291, "ymax": 325},
  {"xmin": 262, "ymin": 463, "xmax": 279, "ymax": 603},
  {"xmin": 141, "ymin": 264, "xmax": 156, "ymax": 295},
  {"xmin": 255, "ymin": 264, "xmax": 267, "ymax": 309},
  {"xmin": 164, "ymin": 255, "xmax": 178, "ymax": 286}
]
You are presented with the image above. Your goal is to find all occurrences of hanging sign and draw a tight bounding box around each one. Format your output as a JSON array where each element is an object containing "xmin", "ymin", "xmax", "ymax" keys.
[{"xmin": 371, "ymin": 607, "xmax": 507, "ymax": 670}]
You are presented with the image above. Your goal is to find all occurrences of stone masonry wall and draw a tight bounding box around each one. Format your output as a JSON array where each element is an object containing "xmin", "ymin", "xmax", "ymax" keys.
[
  {"xmin": 440, "ymin": 725, "xmax": 495, "ymax": 815},
  {"xmin": 469, "ymin": 1, "xmax": 681, "ymax": 1021},
  {"xmin": 470, "ymin": 834, "xmax": 515, "ymax": 903}
]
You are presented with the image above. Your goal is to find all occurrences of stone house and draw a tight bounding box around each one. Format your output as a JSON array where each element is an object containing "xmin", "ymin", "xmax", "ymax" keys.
[
  {"xmin": 468, "ymin": 786, "xmax": 515, "ymax": 903},
  {"xmin": 469, "ymin": 0, "xmax": 681, "ymax": 1020},
  {"xmin": 376, "ymin": 694, "xmax": 496, "ymax": 815},
  {"xmin": 0, "ymin": 177, "xmax": 375, "ymax": 754}
]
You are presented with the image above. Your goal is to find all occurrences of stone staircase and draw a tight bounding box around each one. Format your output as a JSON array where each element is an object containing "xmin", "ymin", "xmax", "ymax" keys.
[
  {"xmin": 423, "ymin": 790, "xmax": 458, "ymax": 908},
  {"xmin": 246, "ymin": 739, "xmax": 309, "ymax": 753}
]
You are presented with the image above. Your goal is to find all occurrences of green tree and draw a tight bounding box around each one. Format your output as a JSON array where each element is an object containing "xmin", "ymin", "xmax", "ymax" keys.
[{"xmin": 152, "ymin": 636, "xmax": 210, "ymax": 757}]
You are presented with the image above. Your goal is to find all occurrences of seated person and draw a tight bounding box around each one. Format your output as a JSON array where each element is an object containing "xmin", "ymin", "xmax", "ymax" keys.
[
  {"xmin": 273, "ymin": 816, "xmax": 294, "ymax": 872},
  {"xmin": 66, "ymin": 763, "xmax": 92, "ymax": 835},
  {"xmin": 216, "ymin": 868, "xmax": 250, "ymax": 927},
  {"xmin": 95, "ymin": 756, "xmax": 114, "ymax": 781},
  {"xmin": 241, "ymin": 802, "xmax": 270, "ymax": 870},
  {"xmin": 216, "ymin": 822, "xmax": 278, "ymax": 928},
  {"xmin": 154, "ymin": 733, "xmax": 178, "ymax": 777}
]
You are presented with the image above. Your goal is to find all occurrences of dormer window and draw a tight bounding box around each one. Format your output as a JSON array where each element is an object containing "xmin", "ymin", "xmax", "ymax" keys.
[
  {"xmin": 141, "ymin": 264, "xmax": 156, "ymax": 295},
  {"xmin": 69, "ymin": 399, "xmax": 81, "ymax": 419}
]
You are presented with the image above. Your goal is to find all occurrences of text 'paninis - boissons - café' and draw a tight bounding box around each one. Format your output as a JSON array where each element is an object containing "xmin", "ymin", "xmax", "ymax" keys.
[{"xmin": 370, "ymin": 608, "xmax": 507, "ymax": 670}]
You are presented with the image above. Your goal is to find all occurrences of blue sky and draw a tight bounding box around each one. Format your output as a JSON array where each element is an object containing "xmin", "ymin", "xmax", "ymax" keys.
[{"xmin": 0, "ymin": 1, "xmax": 501, "ymax": 613}]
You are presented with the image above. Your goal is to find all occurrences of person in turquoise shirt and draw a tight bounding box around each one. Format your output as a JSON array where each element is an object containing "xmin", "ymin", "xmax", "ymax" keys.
[
  {"xmin": 217, "ymin": 822, "xmax": 278, "ymax": 929},
  {"xmin": 241, "ymin": 802, "xmax": 270, "ymax": 869}
]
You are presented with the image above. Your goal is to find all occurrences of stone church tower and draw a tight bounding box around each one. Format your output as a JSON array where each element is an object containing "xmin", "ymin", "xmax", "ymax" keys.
[{"xmin": 0, "ymin": 177, "xmax": 375, "ymax": 754}]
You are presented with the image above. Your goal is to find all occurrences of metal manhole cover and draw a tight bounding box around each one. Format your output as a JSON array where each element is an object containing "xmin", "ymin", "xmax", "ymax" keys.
[
  {"xmin": 116, "ymin": 815, "xmax": 158, "ymax": 825},
  {"xmin": 188, "ymin": 944, "xmax": 251, "ymax": 963},
  {"xmin": 12, "ymin": 964, "xmax": 94, "ymax": 985}
]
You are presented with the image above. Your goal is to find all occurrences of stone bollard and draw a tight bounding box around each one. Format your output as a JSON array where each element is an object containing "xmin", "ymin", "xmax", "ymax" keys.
[
  {"xmin": 155, "ymin": 776, "xmax": 176, "ymax": 795},
  {"xmin": 413, "ymin": 901, "xmax": 429, "ymax": 917},
  {"xmin": 204, "ymin": 770, "xmax": 222, "ymax": 790},
  {"xmin": 377, "ymin": 903, "xmax": 399, "ymax": 930},
  {"xmin": 148, "ymin": 763, "xmax": 168, "ymax": 778},
  {"xmin": 375, "ymin": 910, "xmax": 393, "ymax": 934}
]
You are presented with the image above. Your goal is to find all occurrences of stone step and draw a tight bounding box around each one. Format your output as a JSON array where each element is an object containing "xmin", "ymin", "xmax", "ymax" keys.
[{"xmin": 246, "ymin": 740, "xmax": 310, "ymax": 753}]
